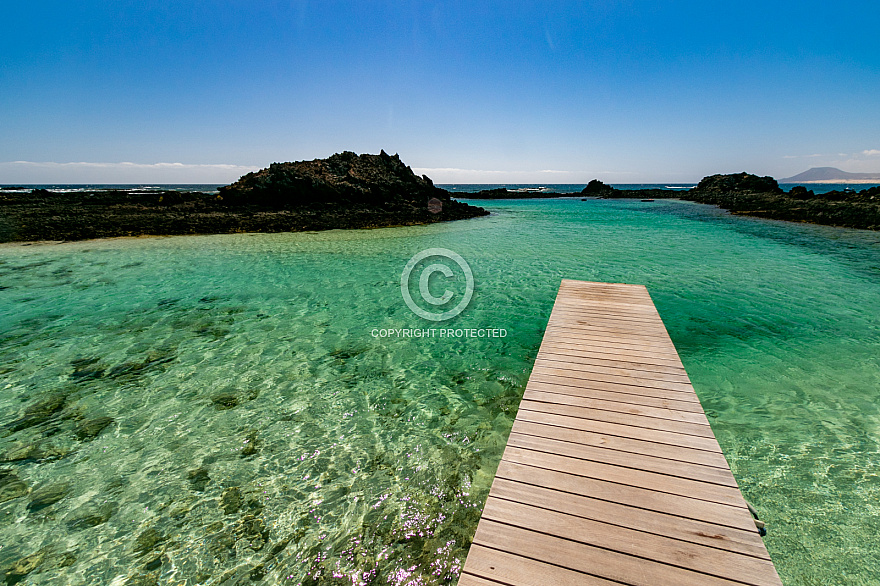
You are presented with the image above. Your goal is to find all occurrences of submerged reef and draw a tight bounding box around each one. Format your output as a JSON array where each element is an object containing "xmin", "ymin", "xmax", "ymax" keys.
[{"xmin": 0, "ymin": 151, "xmax": 488, "ymax": 242}]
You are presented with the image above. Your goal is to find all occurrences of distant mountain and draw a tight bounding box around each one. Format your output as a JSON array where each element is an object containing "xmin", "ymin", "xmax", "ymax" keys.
[{"xmin": 781, "ymin": 167, "xmax": 880, "ymax": 183}]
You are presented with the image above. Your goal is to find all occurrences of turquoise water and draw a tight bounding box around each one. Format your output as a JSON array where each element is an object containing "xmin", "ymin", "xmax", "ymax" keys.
[{"xmin": 1, "ymin": 198, "xmax": 880, "ymax": 584}]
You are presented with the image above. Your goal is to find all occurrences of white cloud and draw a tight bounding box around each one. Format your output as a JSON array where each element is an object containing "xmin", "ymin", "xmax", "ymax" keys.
[
  {"xmin": 862, "ymin": 149, "xmax": 880, "ymax": 156},
  {"xmin": 0, "ymin": 161, "xmax": 260, "ymax": 183}
]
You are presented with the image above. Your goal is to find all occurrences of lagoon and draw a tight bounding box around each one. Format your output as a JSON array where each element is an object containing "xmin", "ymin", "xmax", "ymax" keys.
[{"xmin": 1, "ymin": 197, "xmax": 879, "ymax": 584}]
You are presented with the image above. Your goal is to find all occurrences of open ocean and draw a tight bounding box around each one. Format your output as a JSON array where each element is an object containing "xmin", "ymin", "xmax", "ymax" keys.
[
  {"xmin": 4, "ymin": 182, "xmax": 879, "ymax": 194},
  {"xmin": 1, "ymin": 187, "xmax": 880, "ymax": 584}
]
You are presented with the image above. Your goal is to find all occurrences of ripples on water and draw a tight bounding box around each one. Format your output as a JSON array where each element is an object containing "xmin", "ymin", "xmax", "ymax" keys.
[{"xmin": 1, "ymin": 198, "xmax": 879, "ymax": 584}]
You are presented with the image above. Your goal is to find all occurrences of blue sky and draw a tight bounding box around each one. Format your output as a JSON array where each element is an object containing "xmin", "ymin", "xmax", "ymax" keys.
[{"xmin": 2, "ymin": 1, "xmax": 878, "ymax": 183}]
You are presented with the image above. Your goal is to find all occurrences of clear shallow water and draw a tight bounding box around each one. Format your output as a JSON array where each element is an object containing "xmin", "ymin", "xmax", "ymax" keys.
[{"xmin": 1, "ymin": 199, "xmax": 879, "ymax": 584}]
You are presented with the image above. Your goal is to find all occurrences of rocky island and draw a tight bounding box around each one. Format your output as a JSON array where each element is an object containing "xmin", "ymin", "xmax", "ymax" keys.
[
  {"xmin": 0, "ymin": 151, "xmax": 489, "ymax": 243},
  {"xmin": 462, "ymin": 174, "xmax": 880, "ymax": 230},
  {"xmin": 577, "ymin": 174, "xmax": 880, "ymax": 231}
]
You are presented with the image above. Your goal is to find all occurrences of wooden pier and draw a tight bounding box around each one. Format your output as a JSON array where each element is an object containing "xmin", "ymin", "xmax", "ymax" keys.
[{"xmin": 459, "ymin": 280, "xmax": 781, "ymax": 586}]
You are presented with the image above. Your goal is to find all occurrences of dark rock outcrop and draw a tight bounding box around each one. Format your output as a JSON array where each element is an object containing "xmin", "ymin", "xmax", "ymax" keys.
[
  {"xmin": 579, "ymin": 180, "xmax": 674, "ymax": 200},
  {"xmin": 682, "ymin": 174, "xmax": 880, "ymax": 230},
  {"xmin": 222, "ymin": 151, "xmax": 438, "ymax": 206},
  {"xmin": 691, "ymin": 172, "xmax": 783, "ymax": 196},
  {"xmin": 581, "ymin": 180, "xmax": 615, "ymax": 198},
  {"xmin": 0, "ymin": 152, "xmax": 488, "ymax": 242},
  {"xmin": 461, "ymin": 188, "xmax": 569, "ymax": 199},
  {"xmin": 576, "ymin": 174, "xmax": 880, "ymax": 230}
]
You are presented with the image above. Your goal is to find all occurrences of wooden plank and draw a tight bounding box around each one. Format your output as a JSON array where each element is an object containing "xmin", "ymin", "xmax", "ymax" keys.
[
  {"xmin": 490, "ymin": 478, "xmax": 771, "ymax": 558},
  {"xmin": 518, "ymin": 398, "xmax": 716, "ymax": 438},
  {"xmin": 480, "ymin": 499, "xmax": 781, "ymax": 585},
  {"xmin": 552, "ymin": 297, "xmax": 657, "ymax": 310},
  {"xmin": 522, "ymin": 388, "xmax": 711, "ymax": 425},
  {"xmin": 460, "ymin": 280, "xmax": 781, "ymax": 586},
  {"xmin": 534, "ymin": 349, "xmax": 689, "ymax": 374},
  {"xmin": 540, "ymin": 329, "xmax": 681, "ymax": 349},
  {"xmin": 540, "ymin": 332, "xmax": 679, "ymax": 352},
  {"xmin": 517, "ymin": 402, "xmax": 720, "ymax": 448},
  {"xmin": 547, "ymin": 313, "xmax": 672, "ymax": 330},
  {"xmin": 494, "ymin": 460, "xmax": 755, "ymax": 531},
  {"xmin": 461, "ymin": 545, "xmax": 620, "ymax": 586},
  {"xmin": 548, "ymin": 314, "xmax": 672, "ymax": 330},
  {"xmin": 539, "ymin": 340, "xmax": 687, "ymax": 364},
  {"xmin": 548, "ymin": 312, "xmax": 667, "ymax": 327},
  {"xmin": 545, "ymin": 324, "xmax": 675, "ymax": 342},
  {"xmin": 506, "ymin": 432, "xmax": 737, "ymax": 487},
  {"xmin": 524, "ymin": 380, "xmax": 706, "ymax": 413},
  {"xmin": 529, "ymin": 372, "xmax": 702, "ymax": 403},
  {"xmin": 511, "ymin": 413, "xmax": 731, "ymax": 468},
  {"xmin": 551, "ymin": 303, "xmax": 662, "ymax": 315},
  {"xmin": 472, "ymin": 520, "xmax": 746, "ymax": 586},
  {"xmin": 534, "ymin": 356, "xmax": 692, "ymax": 383},
  {"xmin": 551, "ymin": 303, "xmax": 659, "ymax": 316},
  {"xmin": 502, "ymin": 446, "xmax": 746, "ymax": 507},
  {"xmin": 531, "ymin": 365, "xmax": 696, "ymax": 393}
]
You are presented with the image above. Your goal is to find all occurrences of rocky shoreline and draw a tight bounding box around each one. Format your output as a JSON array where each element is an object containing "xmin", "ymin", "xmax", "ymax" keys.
[
  {"xmin": 0, "ymin": 152, "xmax": 489, "ymax": 243},
  {"xmin": 463, "ymin": 175, "xmax": 880, "ymax": 231},
  {"xmin": 3, "ymin": 161, "xmax": 880, "ymax": 242},
  {"xmin": 584, "ymin": 174, "xmax": 880, "ymax": 231}
]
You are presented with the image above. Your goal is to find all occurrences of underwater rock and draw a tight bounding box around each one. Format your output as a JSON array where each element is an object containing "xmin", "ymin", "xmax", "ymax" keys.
[
  {"xmin": 250, "ymin": 564, "xmax": 267, "ymax": 581},
  {"xmin": 74, "ymin": 416, "xmax": 114, "ymax": 441},
  {"xmin": 0, "ymin": 469, "xmax": 28, "ymax": 503},
  {"xmin": 5, "ymin": 393, "xmax": 66, "ymax": 433},
  {"xmin": 240, "ymin": 429, "xmax": 259, "ymax": 457},
  {"xmin": 221, "ymin": 487, "xmax": 243, "ymax": 515},
  {"xmin": 65, "ymin": 501, "xmax": 117, "ymax": 530},
  {"xmin": 210, "ymin": 393, "xmax": 239, "ymax": 410},
  {"xmin": 107, "ymin": 349, "xmax": 176, "ymax": 379},
  {"xmin": 167, "ymin": 502, "xmax": 191, "ymax": 520},
  {"xmin": 187, "ymin": 467, "xmax": 211, "ymax": 492},
  {"xmin": 124, "ymin": 572, "xmax": 159, "ymax": 586},
  {"xmin": 3, "ymin": 548, "xmax": 76, "ymax": 585},
  {"xmin": 206, "ymin": 530, "xmax": 236, "ymax": 561},
  {"xmin": 1, "ymin": 441, "xmax": 69, "ymax": 463},
  {"xmin": 1, "ymin": 442, "xmax": 40, "ymax": 462},
  {"xmin": 27, "ymin": 482, "xmax": 70, "ymax": 511},
  {"xmin": 133, "ymin": 527, "xmax": 166, "ymax": 556},
  {"xmin": 69, "ymin": 357, "xmax": 106, "ymax": 381},
  {"xmin": 142, "ymin": 553, "xmax": 166, "ymax": 572},
  {"xmin": 4, "ymin": 551, "xmax": 45, "ymax": 585},
  {"xmin": 265, "ymin": 535, "xmax": 293, "ymax": 560},
  {"xmin": 235, "ymin": 514, "xmax": 269, "ymax": 551},
  {"xmin": 211, "ymin": 389, "xmax": 259, "ymax": 411}
]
